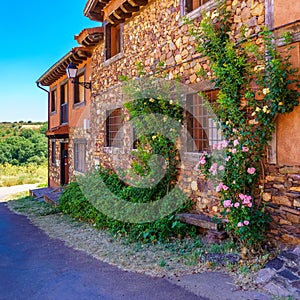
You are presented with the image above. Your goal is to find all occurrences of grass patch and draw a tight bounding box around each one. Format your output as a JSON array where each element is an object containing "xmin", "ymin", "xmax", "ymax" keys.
[
  {"xmin": 8, "ymin": 195, "xmax": 59, "ymax": 217},
  {"xmin": 0, "ymin": 163, "xmax": 47, "ymax": 187}
]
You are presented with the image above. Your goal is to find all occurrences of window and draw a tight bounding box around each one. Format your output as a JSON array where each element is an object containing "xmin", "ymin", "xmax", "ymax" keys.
[
  {"xmin": 186, "ymin": 91, "xmax": 222, "ymax": 152},
  {"xmin": 51, "ymin": 141, "xmax": 56, "ymax": 164},
  {"xmin": 60, "ymin": 82, "xmax": 68, "ymax": 124},
  {"xmin": 181, "ymin": 0, "xmax": 215, "ymax": 17},
  {"xmin": 74, "ymin": 139, "xmax": 86, "ymax": 173},
  {"xmin": 51, "ymin": 88, "xmax": 57, "ymax": 112},
  {"xmin": 105, "ymin": 23, "xmax": 123, "ymax": 60},
  {"xmin": 74, "ymin": 73, "xmax": 85, "ymax": 105},
  {"xmin": 132, "ymin": 128, "xmax": 139, "ymax": 149},
  {"xmin": 105, "ymin": 108, "xmax": 123, "ymax": 148},
  {"xmin": 185, "ymin": 0, "xmax": 210, "ymax": 13}
]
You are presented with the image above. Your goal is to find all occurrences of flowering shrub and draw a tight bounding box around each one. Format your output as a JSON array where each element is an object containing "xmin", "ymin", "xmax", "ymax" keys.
[
  {"xmin": 196, "ymin": 138, "xmax": 270, "ymax": 246},
  {"xmin": 188, "ymin": 1, "xmax": 299, "ymax": 248}
]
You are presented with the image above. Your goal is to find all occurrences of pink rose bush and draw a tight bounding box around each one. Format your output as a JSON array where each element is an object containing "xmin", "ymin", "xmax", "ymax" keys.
[{"xmin": 194, "ymin": 135, "xmax": 270, "ymax": 247}]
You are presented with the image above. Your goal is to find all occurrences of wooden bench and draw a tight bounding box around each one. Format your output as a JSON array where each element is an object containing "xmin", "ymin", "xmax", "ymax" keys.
[
  {"xmin": 176, "ymin": 213, "xmax": 219, "ymax": 230},
  {"xmin": 176, "ymin": 213, "xmax": 227, "ymax": 242}
]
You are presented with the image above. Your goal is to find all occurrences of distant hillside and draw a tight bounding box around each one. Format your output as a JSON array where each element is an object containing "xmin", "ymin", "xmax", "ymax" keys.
[
  {"xmin": 0, "ymin": 121, "xmax": 47, "ymax": 140},
  {"xmin": 0, "ymin": 122, "xmax": 48, "ymax": 165}
]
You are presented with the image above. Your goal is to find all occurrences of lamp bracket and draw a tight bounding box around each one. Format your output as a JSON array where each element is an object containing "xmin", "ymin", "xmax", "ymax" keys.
[{"xmin": 71, "ymin": 79, "xmax": 91, "ymax": 90}]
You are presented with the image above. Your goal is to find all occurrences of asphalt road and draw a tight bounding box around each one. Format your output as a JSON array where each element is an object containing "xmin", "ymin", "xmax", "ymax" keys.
[{"xmin": 0, "ymin": 203, "xmax": 205, "ymax": 300}]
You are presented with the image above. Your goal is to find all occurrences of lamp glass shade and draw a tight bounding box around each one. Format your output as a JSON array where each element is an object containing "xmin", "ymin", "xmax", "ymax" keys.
[{"xmin": 66, "ymin": 63, "xmax": 78, "ymax": 79}]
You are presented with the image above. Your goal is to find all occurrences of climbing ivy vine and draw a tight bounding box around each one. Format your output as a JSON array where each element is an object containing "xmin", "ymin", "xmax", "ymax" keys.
[{"xmin": 187, "ymin": 2, "xmax": 300, "ymax": 248}]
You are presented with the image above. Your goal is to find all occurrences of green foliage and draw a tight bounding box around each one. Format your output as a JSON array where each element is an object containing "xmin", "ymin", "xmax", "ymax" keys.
[
  {"xmin": 189, "ymin": 2, "xmax": 299, "ymax": 248},
  {"xmin": 123, "ymin": 76, "xmax": 185, "ymax": 204},
  {"xmin": 59, "ymin": 169, "xmax": 196, "ymax": 243},
  {"xmin": 0, "ymin": 163, "xmax": 47, "ymax": 187},
  {"xmin": 0, "ymin": 122, "xmax": 47, "ymax": 165}
]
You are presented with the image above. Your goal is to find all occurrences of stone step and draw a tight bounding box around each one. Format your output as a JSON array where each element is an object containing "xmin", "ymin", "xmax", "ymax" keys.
[
  {"xmin": 30, "ymin": 187, "xmax": 63, "ymax": 207},
  {"xmin": 43, "ymin": 192, "xmax": 61, "ymax": 207}
]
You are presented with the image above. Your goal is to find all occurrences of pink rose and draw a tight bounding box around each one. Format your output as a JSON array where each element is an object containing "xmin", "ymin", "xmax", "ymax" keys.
[
  {"xmin": 233, "ymin": 139, "xmax": 239, "ymax": 146},
  {"xmin": 247, "ymin": 167, "xmax": 256, "ymax": 174},
  {"xmin": 242, "ymin": 146, "xmax": 249, "ymax": 152},
  {"xmin": 223, "ymin": 200, "xmax": 233, "ymax": 208},
  {"xmin": 242, "ymin": 195, "xmax": 252, "ymax": 204},
  {"xmin": 244, "ymin": 220, "xmax": 249, "ymax": 226},
  {"xmin": 216, "ymin": 183, "xmax": 222, "ymax": 192},
  {"xmin": 234, "ymin": 202, "xmax": 240, "ymax": 208},
  {"xmin": 200, "ymin": 157, "xmax": 206, "ymax": 165},
  {"xmin": 237, "ymin": 222, "xmax": 244, "ymax": 227},
  {"xmin": 225, "ymin": 156, "xmax": 231, "ymax": 162},
  {"xmin": 209, "ymin": 163, "xmax": 218, "ymax": 175},
  {"xmin": 216, "ymin": 182, "xmax": 228, "ymax": 192},
  {"xmin": 221, "ymin": 140, "xmax": 229, "ymax": 148},
  {"xmin": 232, "ymin": 148, "xmax": 237, "ymax": 154},
  {"xmin": 222, "ymin": 184, "xmax": 229, "ymax": 191}
]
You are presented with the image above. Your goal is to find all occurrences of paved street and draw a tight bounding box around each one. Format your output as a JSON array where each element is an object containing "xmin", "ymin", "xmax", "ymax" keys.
[
  {"xmin": 0, "ymin": 203, "xmax": 204, "ymax": 300},
  {"xmin": 0, "ymin": 184, "xmax": 38, "ymax": 201}
]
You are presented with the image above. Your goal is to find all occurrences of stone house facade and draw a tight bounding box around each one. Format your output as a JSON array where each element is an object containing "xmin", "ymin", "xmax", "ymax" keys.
[
  {"xmin": 38, "ymin": 0, "xmax": 300, "ymax": 245},
  {"xmin": 83, "ymin": 0, "xmax": 300, "ymax": 245}
]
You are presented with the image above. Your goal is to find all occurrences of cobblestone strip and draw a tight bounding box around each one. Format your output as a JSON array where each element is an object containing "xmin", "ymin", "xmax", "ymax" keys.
[{"xmin": 256, "ymin": 246, "xmax": 300, "ymax": 298}]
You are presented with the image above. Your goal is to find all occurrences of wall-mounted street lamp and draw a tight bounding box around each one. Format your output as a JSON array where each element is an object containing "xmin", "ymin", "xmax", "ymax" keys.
[{"xmin": 66, "ymin": 63, "xmax": 91, "ymax": 89}]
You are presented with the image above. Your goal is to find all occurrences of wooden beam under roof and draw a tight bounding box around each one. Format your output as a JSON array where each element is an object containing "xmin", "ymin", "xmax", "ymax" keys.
[
  {"xmin": 103, "ymin": 0, "xmax": 127, "ymax": 20},
  {"xmin": 107, "ymin": 14, "xmax": 124, "ymax": 25},
  {"xmin": 120, "ymin": 2, "xmax": 139, "ymax": 13},
  {"xmin": 128, "ymin": 0, "xmax": 148, "ymax": 7},
  {"xmin": 104, "ymin": 0, "xmax": 148, "ymax": 23},
  {"xmin": 85, "ymin": 0, "xmax": 149, "ymax": 23}
]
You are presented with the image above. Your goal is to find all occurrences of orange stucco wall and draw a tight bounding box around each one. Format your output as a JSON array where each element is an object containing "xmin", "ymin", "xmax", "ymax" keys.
[
  {"xmin": 274, "ymin": 0, "xmax": 300, "ymax": 27},
  {"xmin": 48, "ymin": 58, "xmax": 92, "ymax": 188},
  {"xmin": 48, "ymin": 58, "xmax": 92, "ymax": 130},
  {"xmin": 276, "ymin": 43, "xmax": 300, "ymax": 165}
]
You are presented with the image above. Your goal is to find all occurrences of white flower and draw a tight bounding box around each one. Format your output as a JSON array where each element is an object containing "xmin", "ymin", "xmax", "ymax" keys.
[
  {"xmin": 254, "ymin": 65, "xmax": 265, "ymax": 72},
  {"xmin": 211, "ymin": 10, "xmax": 219, "ymax": 19},
  {"xmin": 263, "ymin": 88, "xmax": 270, "ymax": 95}
]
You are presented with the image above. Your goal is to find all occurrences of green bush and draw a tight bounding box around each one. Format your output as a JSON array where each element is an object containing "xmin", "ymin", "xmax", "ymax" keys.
[{"xmin": 58, "ymin": 169, "xmax": 197, "ymax": 243}]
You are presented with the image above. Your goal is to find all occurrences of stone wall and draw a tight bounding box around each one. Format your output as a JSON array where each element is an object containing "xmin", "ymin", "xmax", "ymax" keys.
[
  {"xmin": 49, "ymin": 139, "xmax": 62, "ymax": 188},
  {"xmin": 263, "ymin": 165, "xmax": 300, "ymax": 245},
  {"xmin": 89, "ymin": 0, "xmax": 299, "ymax": 245}
]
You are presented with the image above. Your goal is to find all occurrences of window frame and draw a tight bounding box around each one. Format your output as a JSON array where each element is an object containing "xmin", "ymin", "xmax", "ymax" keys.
[
  {"xmin": 50, "ymin": 87, "xmax": 57, "ymax": 114},
  {"xmin": 105, "ymin": 108, "xmax": 123, "ymax": 148},
  {"xmin": 103, "ymin": 22, "xmax": 124, "ymax": 65},
  {"xmin": 51, "ymin": 141, "xmax": 56, "ymax": 165},
  {"xmin": 74, "ymin": 139, "xmax": 87, "ymax": 173},
  {"xmin": 60, "ymin": 80, "xmax": 69, "ymax": 124},
  {"xmin": 180, "ymin": 0, "xmax": 217, "ymax": 20},
  {"xmin": 185, "ymin": 91, "xmax": 222, "ymax": 153},
  {"xmin": 73, "ymin": 67, "xmax": 86, "ymax": 108}
]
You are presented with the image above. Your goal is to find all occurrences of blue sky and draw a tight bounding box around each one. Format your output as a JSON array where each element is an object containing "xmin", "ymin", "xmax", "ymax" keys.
[{"xmin": 0, "ymin": 1, "xmax": 98, "ymax": 122}]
